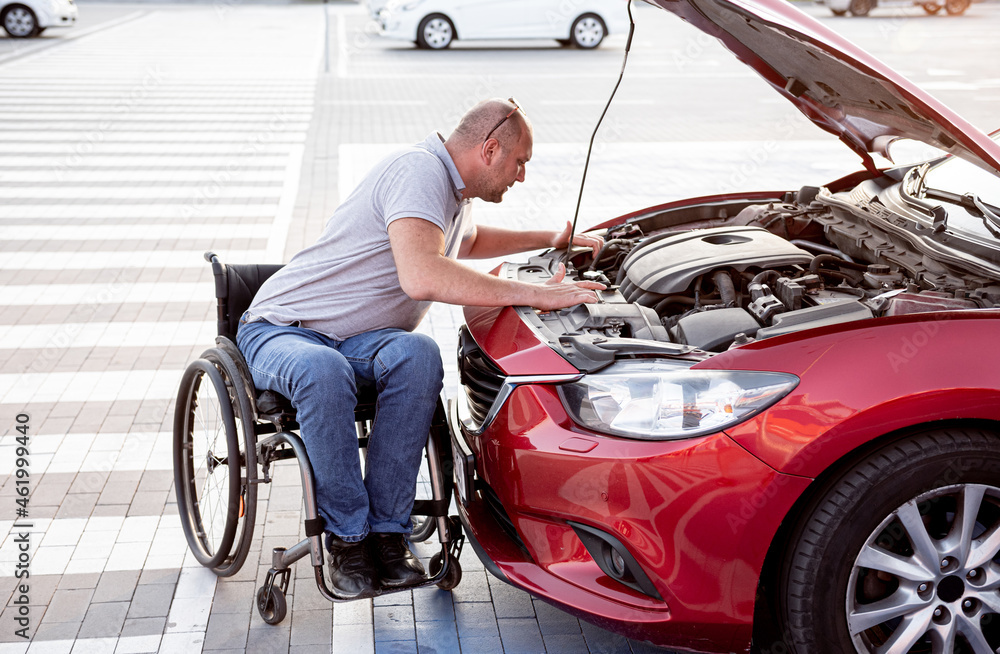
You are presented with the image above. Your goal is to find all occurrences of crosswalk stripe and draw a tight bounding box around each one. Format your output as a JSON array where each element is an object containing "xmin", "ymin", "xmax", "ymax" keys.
[
  {"xmin": 0, "ymin": 322, "xmax": 217, "ymax": 350},
  {"xmin": 0, "ymin": 250, "xmax": 269, "ymax": 269},
  {"xmin": 0, "ymin": 368, "xmax": 182, "ymax": 403},
  {"xmin": 0, "ymin": 283, "xmax": 214, "ymax": 307},
  {"xmin": 0, "ymin": 224, "xmax": 273, "ymax": 241},
  {"xmin": 0, "ymin": 204, "xmax": 278, "ymax": 219},
  {"xmin": 0, "ymin": 131, "xmax": 308, "ymax": 142},
  {"xmin": 0, "ymin": 171, "xmax": 285, "ymax": 182},
  {"xmin": 0, "ymin": 143, "xmax": 298, "ymax": 154},
  {"xmin": 0, "ymin": 187, "xmax": 282, "ymax": 199},
  {"xmin": 0, "ymin": 155, "xmax": 292, "ymax": 167}
]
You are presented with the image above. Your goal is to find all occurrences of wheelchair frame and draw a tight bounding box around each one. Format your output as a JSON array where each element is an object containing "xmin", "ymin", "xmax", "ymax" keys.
[{"xmin": 172, "ymin": 252, "xmax": 464, "ymax": 624}]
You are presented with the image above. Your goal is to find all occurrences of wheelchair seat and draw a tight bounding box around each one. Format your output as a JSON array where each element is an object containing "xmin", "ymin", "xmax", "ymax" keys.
[{"xmin": 204, "ymin": 252, "xmax": 376, "ymax": 425}]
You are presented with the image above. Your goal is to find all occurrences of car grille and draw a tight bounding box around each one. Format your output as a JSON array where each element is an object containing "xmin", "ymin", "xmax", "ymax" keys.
[
  {"xmin": 481, "ymin": 481, "xmax": 530, "ymax": 556},
  {"xmin": 458, "ymin": 326, "xmax": 505, "ymax": 428}
]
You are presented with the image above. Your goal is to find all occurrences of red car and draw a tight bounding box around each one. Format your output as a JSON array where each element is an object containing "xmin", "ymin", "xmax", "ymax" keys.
[{"xmin": 448, "ymin": 0, "xmax": 1000, "ymax": 652}]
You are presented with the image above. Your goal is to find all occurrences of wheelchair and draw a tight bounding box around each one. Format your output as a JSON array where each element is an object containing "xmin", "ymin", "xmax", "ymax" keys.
[{"xmin": 172, "ymin": 252, "xmax": 464, "ymax": 625}]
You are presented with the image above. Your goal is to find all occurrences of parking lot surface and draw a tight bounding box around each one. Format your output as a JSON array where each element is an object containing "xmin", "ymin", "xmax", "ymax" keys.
[{"xmin": 0, "ymin": 0, "xmax": 997, "ymax": 651}]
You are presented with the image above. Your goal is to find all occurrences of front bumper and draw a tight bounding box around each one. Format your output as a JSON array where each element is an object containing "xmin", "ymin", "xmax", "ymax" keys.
[{"xmin": 448, "ymin": 370, "xmax": 811, "ymax": 652}]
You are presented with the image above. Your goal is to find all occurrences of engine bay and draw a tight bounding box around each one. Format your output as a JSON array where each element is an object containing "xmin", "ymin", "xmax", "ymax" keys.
[{"xmin": 509, "ymin": 179, "xmax": 1000, "ymax": 367}]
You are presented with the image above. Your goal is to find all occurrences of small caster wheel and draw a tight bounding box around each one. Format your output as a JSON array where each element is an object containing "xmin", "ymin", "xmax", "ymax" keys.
[
  {"xmin": 430, "ymin": 552, "xmax": 462, "ymax": 591},
  {"xmin": 256, "ymin": 585, "xmax": 287, "ymax": 625}
]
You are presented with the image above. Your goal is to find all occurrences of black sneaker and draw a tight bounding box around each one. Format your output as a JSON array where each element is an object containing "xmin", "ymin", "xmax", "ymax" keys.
[
  {"xmin": 327, "ymin": 534, "xmax": 378, "ymax": 599},
  {"xmin": 369, "ymin": 532, "xmax": 426, "ymax": 587}
]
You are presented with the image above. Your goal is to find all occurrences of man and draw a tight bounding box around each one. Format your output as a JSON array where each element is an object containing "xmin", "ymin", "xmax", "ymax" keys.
[{"xmin": 237, "ymin": 98, "xmax": 604, "ymax": 598}]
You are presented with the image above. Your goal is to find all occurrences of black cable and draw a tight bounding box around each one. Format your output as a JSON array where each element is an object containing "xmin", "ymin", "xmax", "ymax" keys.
[{"xmin": 562, "ymin": 0, "xmax": 636, "ymax": 268}]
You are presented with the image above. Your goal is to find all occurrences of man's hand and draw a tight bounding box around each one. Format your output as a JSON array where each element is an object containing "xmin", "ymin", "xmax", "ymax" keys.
[
  {"xmin": 551, "ymin": 220, "xmax": 604, "ymax": 257},
  {"xmin": 530, "ymin": 263, "xmax": 605, "ymax": 310}
]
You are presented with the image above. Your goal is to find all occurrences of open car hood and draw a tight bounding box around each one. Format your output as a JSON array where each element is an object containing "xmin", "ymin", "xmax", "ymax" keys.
[{"xmin": 642, "ymin": 0, "xmax": 1000, "ymax": 175}]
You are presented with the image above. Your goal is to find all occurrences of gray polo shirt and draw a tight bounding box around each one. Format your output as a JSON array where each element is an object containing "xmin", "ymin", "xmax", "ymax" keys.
[{"xmin": 246, "ymin": 133, "xmax": 473, "ymax": 340}]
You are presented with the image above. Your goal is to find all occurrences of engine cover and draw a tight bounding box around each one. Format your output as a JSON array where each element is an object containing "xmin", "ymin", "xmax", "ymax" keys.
[{"xmin": 622, "ymin": 226, "xmax": 814, "ymax": 294}]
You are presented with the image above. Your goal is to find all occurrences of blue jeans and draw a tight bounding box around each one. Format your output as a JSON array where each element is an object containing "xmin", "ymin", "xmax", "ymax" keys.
[{"xmin": 236, "ymin": 317, "xmax": 444, "ymax": 542}]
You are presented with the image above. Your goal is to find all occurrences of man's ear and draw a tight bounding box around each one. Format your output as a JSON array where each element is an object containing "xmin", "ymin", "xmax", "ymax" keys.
[{"xmin": 481, "ymin": 138, "xmax": 500, "ymax": 166}]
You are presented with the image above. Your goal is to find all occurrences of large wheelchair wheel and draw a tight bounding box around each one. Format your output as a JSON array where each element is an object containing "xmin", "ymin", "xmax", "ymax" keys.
[
  {"xmin": 202, "ymin": 346, "xmax": 258, "ymax": 576},
  {"xmin": 173, "ymin": 353, "xmax": 258, "ymax": 576}
]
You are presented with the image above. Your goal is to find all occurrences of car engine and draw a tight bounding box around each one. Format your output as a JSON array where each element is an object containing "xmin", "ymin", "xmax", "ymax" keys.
[{"xmin": 517, "ymin": 183, "xmax": 1000, "ymax": 358}]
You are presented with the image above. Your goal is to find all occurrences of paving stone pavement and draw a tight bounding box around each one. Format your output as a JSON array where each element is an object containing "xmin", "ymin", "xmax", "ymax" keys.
[{"xmin": 0, "ymin": 0, "xmax": 996, "ymax": 652}]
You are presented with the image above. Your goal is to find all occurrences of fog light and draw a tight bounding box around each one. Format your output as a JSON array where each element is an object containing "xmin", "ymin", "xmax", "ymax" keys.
[
  {"xmin": 608, "ymin": 547, "xmax": 627, "ymax": 578},
  {"xmin": 569, "ymin": 521, "xmax": 662, "ymax": 600}
]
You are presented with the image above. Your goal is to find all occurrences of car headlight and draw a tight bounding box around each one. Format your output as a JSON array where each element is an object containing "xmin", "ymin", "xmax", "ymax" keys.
[{"xmin": 558, "ymin": 359, "xmax": 798, "ymax": 441}]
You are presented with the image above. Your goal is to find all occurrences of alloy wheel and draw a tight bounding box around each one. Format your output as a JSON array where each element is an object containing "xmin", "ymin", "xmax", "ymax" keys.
[
  {"xmin": 572, "ymin": 16, "xmax": 604, "ymax": 48},
  {"xmin": 847, "ymin": 483, "xmax": 1000, "ymax": 652},
  {"xmin": 422, "ymin": 18, "xmax": 453, "ymax": 49},
  {"xmin": 4, "ymin": 7, "xmax": 36, "ymax": 38}
]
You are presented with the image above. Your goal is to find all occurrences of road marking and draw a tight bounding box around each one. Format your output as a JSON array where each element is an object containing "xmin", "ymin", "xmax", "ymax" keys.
[
  {"xmin": 0, "ymin": 223, "xmax": 272, "ymax": 241},
  {"xmin": 266, "ymin": 144, "xmax": 305, "ymax": 262},
  {"xmin": 0, "ymin": 249, "xmax": 268, "ymax": 269},
  {"xmin": 0, "ymin": 321, "xmax": 216, "ymax": 349},
  {"xmin": 0, "ymin": 369, "xmax": 182, "ymax": 403},
  {"xmin": 0, "ymin": 170, "xmax": 285, "ymax": 182},
  {"xmin": 0, "ymin": 154, "xmax": 292, "ymax": 168},
  {"xmin": 0, "ymin": 187, "xmax": 282, "ymax": 199},
  {"xmin": 0, "ymin": 204, "xmax": 278, "ymax": 219},
  {"xmin": 0, "ymin": 11, "xmax": 151, "ymax": 67}
]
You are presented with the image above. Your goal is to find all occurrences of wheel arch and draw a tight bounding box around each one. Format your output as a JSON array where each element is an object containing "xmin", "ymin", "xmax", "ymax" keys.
[{"xmin": 750, "ymin": 417, "xmax": 1000, "ymax": 648}]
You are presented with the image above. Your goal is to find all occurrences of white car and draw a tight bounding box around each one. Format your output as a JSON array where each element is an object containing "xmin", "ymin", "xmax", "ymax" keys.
[
  {"xmin": 2, "ymin": 0, "xmax": 77, "ymax": 38},
  {"xmin": 817, "ymin": 0, "xmax": 971, "ymax": 15},
  {"xmin": 369, "ymin": 0, "xmax": 630, "ymax": 49}
]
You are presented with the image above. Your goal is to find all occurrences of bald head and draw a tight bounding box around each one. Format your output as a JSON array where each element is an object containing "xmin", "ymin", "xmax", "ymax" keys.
[{"xmin": 447, "ymin": 98, "xmax": 532, "ymax": 150}]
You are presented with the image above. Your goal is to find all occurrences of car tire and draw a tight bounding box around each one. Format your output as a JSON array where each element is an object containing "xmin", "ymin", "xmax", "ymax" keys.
[
  {"xmin": 921, "ymin": 2, "xmax": 942, "ymax": 12},
  {"xmin": 944, "ymin": 0, "xmax": 969, "ymax": 14},
  {"xmin": 570, "ymin": 14, "xmax": 606, "ymax": 49},
  {"xmin": 779, "ymin": 427, "xmax": 1000, "ymax": 653},
  {"xmin": 1, "ymin": 4, "xmax": 39, "ymax": 38},
  {"xmin": 831, "ymin": 8, "xmax": 848, "ymax": 15},
  {"xmin": 848, "ymin": 0, "xmax": 874, "ymax": 16},
  {"xmin": 416, "ymin": 14, "xmax": 455, "ymax": 50}
]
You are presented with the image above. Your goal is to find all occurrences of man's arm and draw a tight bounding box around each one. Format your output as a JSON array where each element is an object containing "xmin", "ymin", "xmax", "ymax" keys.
[
  {"xmin": 459, "ymin": 221, "xmax": 604, "ymax": 259},
  {"xmin": 388, "ymin": 218, "xmax": 604, "ymax": 310}
]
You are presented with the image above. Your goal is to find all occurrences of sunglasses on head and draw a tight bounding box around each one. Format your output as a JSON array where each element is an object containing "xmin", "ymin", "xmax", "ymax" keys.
[{"xmin": 483, "ymin": 97, "xmax": 524, "ymax": 144}]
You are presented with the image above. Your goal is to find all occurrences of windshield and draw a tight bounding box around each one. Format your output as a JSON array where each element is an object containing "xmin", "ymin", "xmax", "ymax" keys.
[{"xmin": 917, "ymin": 132, "xmax": 1000, "ymax": 240}]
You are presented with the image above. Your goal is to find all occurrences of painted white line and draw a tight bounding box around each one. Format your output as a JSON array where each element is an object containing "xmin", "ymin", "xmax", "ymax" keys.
[
  {"xmin": 0, "ymin": 122, "xmax": 311, "ymax": 132},
  {"xmin": 0, "ymin": 187, "xmax": 282, "ymax": 199},
  {"xmin": 0, "ymin": 223, "xmax": 272, "ymax": 241},
  {"xmin": 0, "ymin": 131, "xmax": 308, "ymax": 142},
  {"xmin": 0, "ymin": 142, "xmax": 296, "ymax": 154},
  {"xmin": 0, "ymin": 249, "xmax": 269, "ymax": 270},
  {"xmin": 0, "ymin": 98, "xmax": 314, "ymax": 107},
  {"xmin": 0, "ymin": 112, "xmax": 312, "ymax": 121},
  {"xmin": 0, "ymin": 368, "xmax": 182, "ymax": 403},
  {"xmin": 265, "ymin": 143, "xmax": 304, "ymax": 262},
  {"xmin": 0, "ymin": 11, "xmax": 150, "ymax": 67},
  {"xmin": 0, "ymin": 432, "xmax": 173, "ymax": 476},
  {"xmin": 0, "ymin": 204, "xmax": 277, "ymax": 219},
  {"xmin": 0, "ymin": 514, "xmax": 192, "ymax": 578},
  {"xmin": 0, "ymin": 321, "xmax": 216, "ymax": 350},
  {"xmin": 0, "ymin": 282, "xmax": 213, "ymax": 308},
  {"xmin": 0, "ymin": 170, "xmax": 285, "ymax": 183},
  {"xmin": 0, "ymin": 154, "xmax": 291, "ymax": 168},
  {"xmin": 321, "ymin": 100, "xmax": 429, "ymax": 106},
  {"xmin": 539, "ymin": 99, "xmax": 656, "ymax": 105},
  {"xmin": 337, "ymin": 10, "xmax": 349, "ymax": 79}
]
